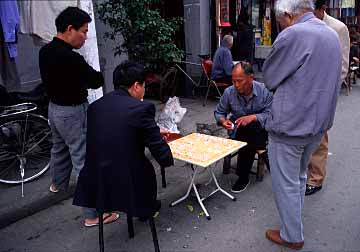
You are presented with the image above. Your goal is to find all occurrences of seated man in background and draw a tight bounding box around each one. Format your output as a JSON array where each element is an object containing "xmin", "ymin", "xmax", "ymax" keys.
[
  {"xmin": 211, "ymin": 35, "xmax": 234, "ymax": 85},
  {"xmin": 214, "ymin": 62, "xmax": 272, "ymax": 193},
  {"xmin": 73, "ymin": 61, "xmax": 174, "ymax": 221}
]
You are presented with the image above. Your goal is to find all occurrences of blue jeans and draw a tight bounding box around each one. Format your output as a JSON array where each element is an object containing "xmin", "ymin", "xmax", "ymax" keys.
[
  {"xmin": 48, "ymin": 102, "xmax": 97, "ymax": 219},
  {"xmin": 269, "ymin": 135, "xmax": 322, "ymax": 242}
]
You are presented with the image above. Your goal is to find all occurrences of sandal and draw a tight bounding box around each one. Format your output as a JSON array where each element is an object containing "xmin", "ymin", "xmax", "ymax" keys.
[
  {"xmin": 84, "ymin": 212, "xmax": 120, "ymax": 227},
  {"xmin": 49, "ymin": 184, "xmax": 59, "ymax": 193}
]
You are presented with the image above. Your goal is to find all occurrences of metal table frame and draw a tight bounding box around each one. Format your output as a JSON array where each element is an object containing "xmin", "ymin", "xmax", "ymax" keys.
[
  {"xmin": 170, "ymin": 162, "xmax": 236, "ymax": 220},
  {"xmin": 168, "ymin": 133, "xmax": 246, "ymax": 220}
]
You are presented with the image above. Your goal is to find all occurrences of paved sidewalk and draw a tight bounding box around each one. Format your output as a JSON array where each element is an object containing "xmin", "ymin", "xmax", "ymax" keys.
[{"xmin": 0, "ymin": 97, "xmax": 222, "ymax": 229}]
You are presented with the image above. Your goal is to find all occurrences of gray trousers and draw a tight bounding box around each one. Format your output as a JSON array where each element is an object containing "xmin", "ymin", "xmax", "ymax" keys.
[
  {"xmin": 269, "ymin": 135, "xmax": 322, "ymax": 243},
  {"xmin": 48, "ymin": 102, "xmax": 96, "ymax": 219}
]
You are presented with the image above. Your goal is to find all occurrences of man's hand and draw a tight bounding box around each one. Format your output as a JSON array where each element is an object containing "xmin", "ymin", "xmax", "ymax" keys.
[
  {"xmin": 221, "ymin": 119, "xmax": 235, "ymax": 130},
  {"xmin": 160, "ymin": 128, "xmax": 170, "ymax": 141},
  {"xmin": 235, "ymin": 115, "xmax": 257, "ymax": 127}
]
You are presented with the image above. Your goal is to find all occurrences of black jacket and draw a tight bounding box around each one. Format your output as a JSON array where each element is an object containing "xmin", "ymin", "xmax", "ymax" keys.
[
  {"xmin": 73, "ymin": 89, "xmax": 173, "ymax": 217},
  {"xmin": 39, "ymin": 37, "xmax": 103, "ymax": 106}
]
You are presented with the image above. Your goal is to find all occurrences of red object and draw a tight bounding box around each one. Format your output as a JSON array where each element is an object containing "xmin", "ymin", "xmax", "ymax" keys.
[
  {"xmin": 202, "ymin": 59, "xmax": 213, "ymax": 75},
  {"xmin": 219, "ymin": 0, "xmax": 231, "ymax": 27},
  {"xmin": 145, "ymin": 73, "xmax": 161, "ymax": 85},
  {"xmin": 163, "ymin": 133, "xmax": 183, "ymax": 142}
]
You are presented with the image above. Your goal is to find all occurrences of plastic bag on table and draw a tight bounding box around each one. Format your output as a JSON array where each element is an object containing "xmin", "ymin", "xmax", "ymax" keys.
[{"xmin": 157, "ymin": 97, "xmax": 187, "ymax": 133}]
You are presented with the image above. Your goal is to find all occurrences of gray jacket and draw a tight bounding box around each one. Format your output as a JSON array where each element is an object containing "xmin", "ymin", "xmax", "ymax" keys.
[{"xmin": 263, "ymin": 12, "xmax": 341, "ymax": 145}]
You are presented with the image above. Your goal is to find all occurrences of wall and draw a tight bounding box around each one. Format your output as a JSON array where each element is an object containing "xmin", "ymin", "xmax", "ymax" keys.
[{"xmin": 183, "ymin": 0, "xmax": 211, "ymax": 95}]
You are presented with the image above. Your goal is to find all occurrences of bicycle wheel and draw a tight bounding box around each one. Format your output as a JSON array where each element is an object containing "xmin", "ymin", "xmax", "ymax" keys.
[{"xmin": 0, "ymin": 113, "xmax": 52, "ymax": 184}]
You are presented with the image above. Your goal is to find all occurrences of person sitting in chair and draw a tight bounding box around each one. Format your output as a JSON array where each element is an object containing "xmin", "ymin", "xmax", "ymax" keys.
[
  {"xmin": 214, "ymin": 62, "xmax": 272, "ymax": 193},
  {"xmin": 211, "ymin": 35, "xmax": 234, "ymax": 85},
  {"xmin": 73, "ymin": 61, "xmax": 174, "ymax": 222}
]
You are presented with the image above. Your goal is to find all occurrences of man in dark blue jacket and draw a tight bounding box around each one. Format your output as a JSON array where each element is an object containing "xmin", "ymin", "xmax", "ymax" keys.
[{"xmin": 73, "ymin": 61, "xmax": 174, "ymax": 220}]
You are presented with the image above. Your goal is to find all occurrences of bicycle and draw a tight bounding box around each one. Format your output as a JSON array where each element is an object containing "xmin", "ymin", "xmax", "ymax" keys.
[{"xmin": 0, "ymin": 102, "xmax": 52, "ymax": 197}]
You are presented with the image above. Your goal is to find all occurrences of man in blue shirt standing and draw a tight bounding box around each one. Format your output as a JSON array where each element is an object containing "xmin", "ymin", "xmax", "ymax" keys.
[
  {"xmin": 214, "ymin": 62, "xmax": 272, "ymax": 192},
  {"xmin": 211, "ymin": 35, "xmax": 234, "ymax": 85}
]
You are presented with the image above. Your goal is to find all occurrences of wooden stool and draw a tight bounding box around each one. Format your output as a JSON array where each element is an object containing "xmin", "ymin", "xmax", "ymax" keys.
[
  {"xmin": 98, "ymin": 212, "xmax": 160, "ymax": 252},
  {"xmin": 223, "ymin": 149, "xmax": 268, "ymax": 181}
]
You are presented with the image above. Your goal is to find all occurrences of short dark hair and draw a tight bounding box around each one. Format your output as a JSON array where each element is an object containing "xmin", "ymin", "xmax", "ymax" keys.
[
  {"xmin": 234, "ymin": 61, "xmax": 254, "ymax": 75},
  {"xmin": 113, "ymin": 61, "xmax": 147, "ymax": 89},
  {"xmin": 55, "ymin": 7, "xmax": 91, "ymax": 33},
  {"xmin": 315, "ymin": 0, "xmax": 328, "ymax": 10}
]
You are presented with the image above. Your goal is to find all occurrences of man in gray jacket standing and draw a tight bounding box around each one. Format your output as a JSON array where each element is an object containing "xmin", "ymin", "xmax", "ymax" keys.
[{"xmin": 262, "ymin": 0, "xmax": 341, "ymax": 250}]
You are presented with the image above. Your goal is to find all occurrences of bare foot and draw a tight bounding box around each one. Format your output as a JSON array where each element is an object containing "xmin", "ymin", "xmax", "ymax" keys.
[{"xmin": 84, "ymin": 212, "xmax": 120, "ymax": 227}]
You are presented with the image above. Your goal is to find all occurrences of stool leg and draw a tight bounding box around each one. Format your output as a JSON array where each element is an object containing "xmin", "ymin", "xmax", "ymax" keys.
[
  {"xmin": 160, "ymin": 166, "xmax": 166, "ymax": 188},
  {"xmin": 223, "ymin": 155, "xmax": 231, "ymax": 174},
  {"xmin": 127, "ymin": 215, "xmax": 134, "ymax": 239},
  {"xmin": 256, "ymin": 156, "xmax": 265, "ymax": 181},
  {"xmin": 98, "ymin": 212, "xmax": 104, "ymax": 252},
  {"xmin": 149, "ymin": 217, "xmax": 160, "ymax": 252}
]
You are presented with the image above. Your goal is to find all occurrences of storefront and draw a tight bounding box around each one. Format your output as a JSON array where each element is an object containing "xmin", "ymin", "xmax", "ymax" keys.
[
  {"xmin": 327, "ymin": 0, "xmax": 360, "ymax": 31},
  {"xmin": 214, "ymin": 0, "xmax": 278, "ymax": 62}
]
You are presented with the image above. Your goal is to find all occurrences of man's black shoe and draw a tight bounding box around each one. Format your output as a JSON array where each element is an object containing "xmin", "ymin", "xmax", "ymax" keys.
[
  {"xmin": 231, "ymin": 179, "xmax": 250, "ymax": 193},
  {"xmin": 305, "ymin": 184, "xmax": 322, "ymax": 196}
]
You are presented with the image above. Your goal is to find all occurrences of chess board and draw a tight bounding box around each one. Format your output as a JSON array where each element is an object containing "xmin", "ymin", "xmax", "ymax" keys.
[{"xmin": 168, "ymin": 133, "xmax": 247, "ymax": 167}]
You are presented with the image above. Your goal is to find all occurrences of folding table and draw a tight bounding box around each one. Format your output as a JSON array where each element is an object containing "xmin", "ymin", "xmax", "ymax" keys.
[{"xmin": 168, "ymin": 133, "xmax": 246, "ymax": 220}]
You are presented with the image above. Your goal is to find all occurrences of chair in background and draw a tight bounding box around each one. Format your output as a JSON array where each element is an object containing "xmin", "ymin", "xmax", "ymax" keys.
[
  {"xmin": 201, "ymin": 59, "xmax": 230, "ymax": 106},
  {"xmin": 145, "ymin": 66, "xmax": 179, "ymax": 102}
]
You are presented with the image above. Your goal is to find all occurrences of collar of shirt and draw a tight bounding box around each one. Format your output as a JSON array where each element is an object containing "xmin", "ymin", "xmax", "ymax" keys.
[
  {"xmin": 53, "ymin": 37, "xmax": 73, "ymax": 50},
  {"xmin": 295, "ymin": 12, "xmax": 315, "ymax": 25}
]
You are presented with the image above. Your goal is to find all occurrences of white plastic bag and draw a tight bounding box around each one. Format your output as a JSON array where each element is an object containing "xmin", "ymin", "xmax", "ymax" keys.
[{"xmin": 157, "ymin": 97, "xmax": 187, "ymax": 133}]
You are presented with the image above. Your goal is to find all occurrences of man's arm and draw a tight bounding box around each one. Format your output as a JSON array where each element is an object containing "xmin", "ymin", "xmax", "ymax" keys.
[
  {"xmin": 77, "ymin": 54, "xmax": 104, "ymax": 89},
  {"xmin": 339, "ymin": 25, "xmax": 350, "ymax": 83},
  {"xmin": 263, "ymin": 31, "xmax": 303, "ymax": 91},
  {"xmin": 254, "ymin": 86, "xmax": 273, "ymax": 128},
  {"xmin": 214, "ymin": 89, "xmax": 232, "ymax": 129},
  {"xmin": 141, "ymin": 103, "xmax": 174, "ymax": 168}
]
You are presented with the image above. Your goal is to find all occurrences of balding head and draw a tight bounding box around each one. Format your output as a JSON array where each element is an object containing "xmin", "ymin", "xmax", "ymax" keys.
[{"xmin": 232, "ymin": 62, "xmax": 254, "ymax": 96}]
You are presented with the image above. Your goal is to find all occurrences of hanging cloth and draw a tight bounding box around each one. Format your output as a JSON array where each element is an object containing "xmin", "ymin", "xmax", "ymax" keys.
[
  {"xmin": 76, "ymin": 0, "xmax": 103, "ymax": 103},
  {"xmin": 342, "ymin": 0, "xmax": 355, "ymax": 9},
  {"xmin": 0, "ymin": 1, "xmax": 21, "ymax": 91},
  {"xmin": 18, "ymin": 0, "xmax": 77, "ymax": 42},
  {"xmin": 0, "ymin": 0, "xmax": 20, "ymax": 58}
]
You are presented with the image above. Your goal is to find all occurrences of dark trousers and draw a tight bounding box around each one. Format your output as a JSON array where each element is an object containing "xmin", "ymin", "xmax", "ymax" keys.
[{"xmin": 234, "ymin": 121, "xmax": 267, "ymax": 182}]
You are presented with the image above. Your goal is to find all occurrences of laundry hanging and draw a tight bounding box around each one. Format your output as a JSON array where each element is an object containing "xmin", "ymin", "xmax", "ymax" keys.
[{"xmin": 0, "ymin": 0, "xmax": 21, "ymax": 91}]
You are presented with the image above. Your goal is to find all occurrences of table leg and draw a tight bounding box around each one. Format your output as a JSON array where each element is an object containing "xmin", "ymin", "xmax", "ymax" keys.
[
  {"xmin": 210, "ymin": 167, "xmax": 236, "ymax": 201},
  {"xmin": 169, "ymin": 165, "xmax": 198, "ymax": 207},
  {"xmin": 192, "ymin": 182, "xmax": 211, "ymax": 220}
]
